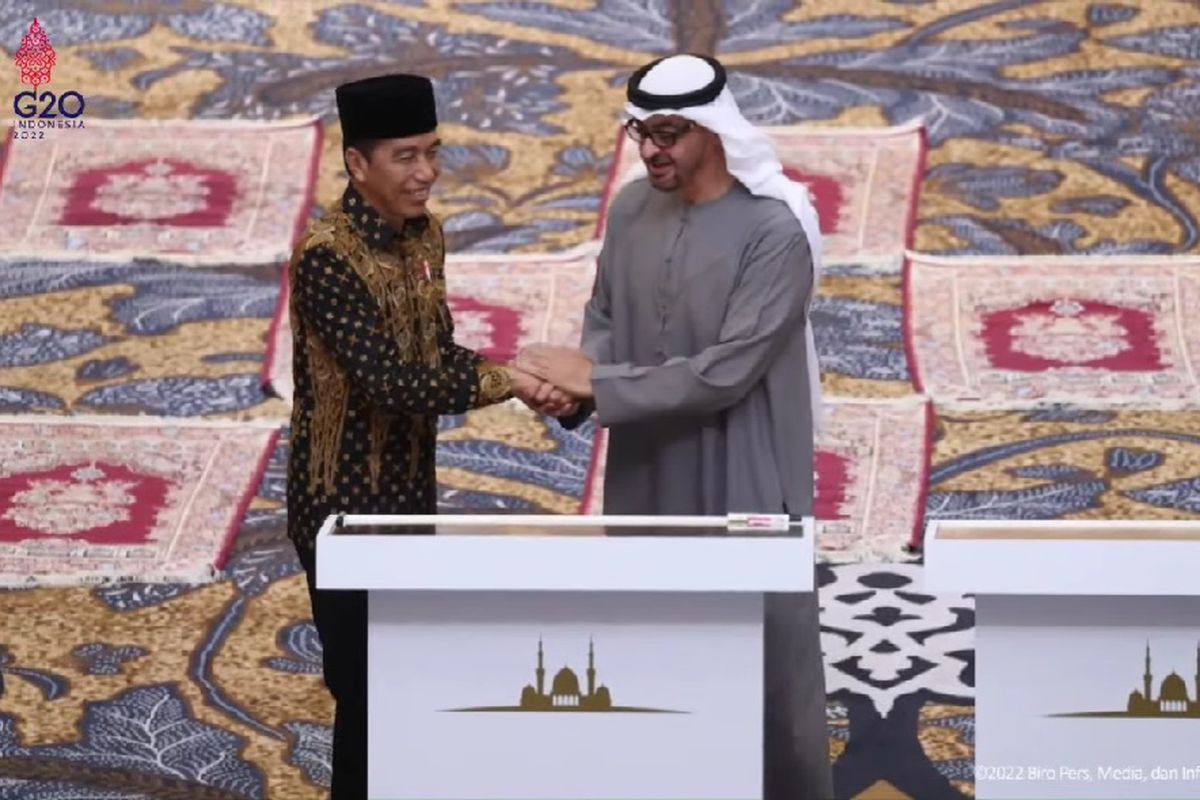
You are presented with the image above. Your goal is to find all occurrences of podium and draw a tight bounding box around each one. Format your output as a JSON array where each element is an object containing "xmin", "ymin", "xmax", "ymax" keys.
[
  {"xmin": 924, "ymin": 519, "xmax": 1200, "ymax": 800},
  {"xmin": 316, "ymin": 512, "xmax": 815, "ymax": 800}
]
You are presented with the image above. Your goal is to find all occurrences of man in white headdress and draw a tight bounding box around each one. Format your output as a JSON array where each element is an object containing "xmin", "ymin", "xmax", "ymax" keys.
[{"xmin": 517, "ymin": 53, "xmax": 832, "ymax": 798}]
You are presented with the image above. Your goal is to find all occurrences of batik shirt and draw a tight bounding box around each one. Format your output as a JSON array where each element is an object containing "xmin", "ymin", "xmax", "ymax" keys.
[{"xmin": 286, "ymin": 185, "xmax": 511, "ymax": 553}]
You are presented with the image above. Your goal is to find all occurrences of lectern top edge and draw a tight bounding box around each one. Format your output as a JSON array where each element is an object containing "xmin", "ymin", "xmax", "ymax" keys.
[
  {"xmin": 923, "ymin": 519, "xmax": 1200, "ymax": 596},
  {"xmin": 326, "ymin": 512, "xmax": 811, "ymax": 538},
  {"xmin": 927, "ymin": 519, "xmax": 1200, "ymax": 542},
  {"xmin": 314, "ymin": 513, "xmax": 816, "ymax": 593}
]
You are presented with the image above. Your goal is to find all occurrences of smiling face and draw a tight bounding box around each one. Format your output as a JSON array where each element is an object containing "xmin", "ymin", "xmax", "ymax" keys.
[
  {"xmin": 345, "ymin": 129, "xmax": 442, "ymax": 223},
  {"xmin": 630, "ymin": 114, "xmax": 715, "ymax": 192}
]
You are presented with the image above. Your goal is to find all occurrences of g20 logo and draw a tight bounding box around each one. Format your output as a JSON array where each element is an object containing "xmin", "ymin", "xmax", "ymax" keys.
[
  {"xmin": 13, "ymin": 89, "xmax": 84, "ymax": 119},
  {"xmin": 11, "ymin": 17, "xmax": 86, "ymax": 131}
]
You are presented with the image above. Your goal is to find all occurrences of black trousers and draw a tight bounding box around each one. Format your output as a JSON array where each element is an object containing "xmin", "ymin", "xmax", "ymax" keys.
[{"xmin": 296, "ymin": 546, "xmax": 368, "ymax": 799}]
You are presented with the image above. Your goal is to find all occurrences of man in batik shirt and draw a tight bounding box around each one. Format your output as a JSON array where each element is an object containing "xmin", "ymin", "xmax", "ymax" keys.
[{"xmin": 286, "ymin": 73, "xmax": 563, "ymax": 799}]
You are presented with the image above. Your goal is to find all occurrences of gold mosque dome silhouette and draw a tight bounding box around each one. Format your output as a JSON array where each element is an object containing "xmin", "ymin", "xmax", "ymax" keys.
[
  {"xmin": 443, "ymin": 637, "xmax": 683, "ymax": 714},
  {"xmin": 1052, "ymin": 641, "xmax": 1200, "ymax": 718}
]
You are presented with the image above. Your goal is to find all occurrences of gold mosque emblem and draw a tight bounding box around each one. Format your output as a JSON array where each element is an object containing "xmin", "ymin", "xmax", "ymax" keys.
[
  {"xmin": 1051, "ymin": 642, "xmax": 1200, "ymax": 718},
  {"xmin": 443, "ymin": 637, "xmax": 684, "ymax": 714}
]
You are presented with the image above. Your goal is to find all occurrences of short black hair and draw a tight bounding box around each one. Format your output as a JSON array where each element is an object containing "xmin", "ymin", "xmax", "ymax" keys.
[
  {"xmin": 342, "ymin": 139, "xmax": 382, "ymax": 174},
  {"xmin": 344, "ymin": 138, "xmax": 383, "ymax": 159}
]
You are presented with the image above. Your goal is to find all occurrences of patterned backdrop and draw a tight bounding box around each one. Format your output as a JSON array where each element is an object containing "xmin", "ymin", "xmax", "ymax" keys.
[{"xmin": 1, "ymin": 2, "xmax": 1199, "ymax": 798}]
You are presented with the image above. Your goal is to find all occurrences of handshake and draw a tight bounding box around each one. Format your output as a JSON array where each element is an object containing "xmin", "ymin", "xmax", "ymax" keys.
[{"xmin": 503, "ymin": 344, "xmax": 594, "ymax": 418}]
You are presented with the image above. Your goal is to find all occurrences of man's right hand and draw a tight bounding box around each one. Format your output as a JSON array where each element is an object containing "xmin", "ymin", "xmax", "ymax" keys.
[{"xmin": 506, "ymin": 366, "xmax": 579, "ymax": 417}]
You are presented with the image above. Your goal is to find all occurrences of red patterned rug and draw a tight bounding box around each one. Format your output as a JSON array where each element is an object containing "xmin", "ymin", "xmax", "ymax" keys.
[
  {"xmin": 596, "ymin": 119, "xmax": 926, "ymax": 266},
  {"xmin": 0, "ymin": 415, "xmax": 278, "ymax": 587},
  {"xmin": 0, "ymin": 118, "xmax": 320, "ymax": 264},
  {"xmin": 578, "ymin": 427, "xmax": 608, "ymax": 515},
  {"xmin": 905, "ymin": 253, "xmax": 1200, "ymax": 408},
  {"xmin": 264, "ymin": 246, "xmax": 599, "ymax": 406},
  {"xmin": 815, "ymin": 397, "xmax": 932, "ymax": 562}
]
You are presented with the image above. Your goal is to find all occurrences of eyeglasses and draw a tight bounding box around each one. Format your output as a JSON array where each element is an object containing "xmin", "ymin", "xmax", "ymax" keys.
[{"xmin": 624, "ymin": 118, "xmax": 695, "ymax": 148}]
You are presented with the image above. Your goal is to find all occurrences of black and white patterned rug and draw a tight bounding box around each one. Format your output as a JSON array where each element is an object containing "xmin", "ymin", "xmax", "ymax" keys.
[{"xmin": 820, "ymin": 562, "xmax": 976, "ymax": 799}]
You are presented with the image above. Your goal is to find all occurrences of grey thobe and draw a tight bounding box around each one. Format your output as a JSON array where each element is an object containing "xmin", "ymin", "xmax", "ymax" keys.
[{"xmin": 577, "ymin": 178, "xmax": 832, "ymax": 798}]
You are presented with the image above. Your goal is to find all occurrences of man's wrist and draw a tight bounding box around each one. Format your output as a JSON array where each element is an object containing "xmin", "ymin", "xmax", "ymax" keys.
[{"xmin": 478, "ymin": 360, "xmax": 513, "ymax": 402}]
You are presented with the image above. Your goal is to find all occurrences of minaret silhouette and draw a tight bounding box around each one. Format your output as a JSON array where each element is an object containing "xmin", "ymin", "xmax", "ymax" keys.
[
  {"xmin": 1144, "ymin": 641, "xmax": 1153, "ymax": 701},
  {"xmin": 536, "ymin": 637, "xmax": 545, "ymax": 697},
  {"xmin": 587, "ymin": 638, "xmax": 596, "ymax": 697}
]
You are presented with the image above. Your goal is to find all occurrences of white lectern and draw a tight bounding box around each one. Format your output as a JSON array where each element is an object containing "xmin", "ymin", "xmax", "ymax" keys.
[
  {"xmin": 316, "ymin": 512, "xmax": 815, "ymax": 800},
  {"xmin": 924, "ymin": 519, "xmax": 1200, "ymax": 800}
]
